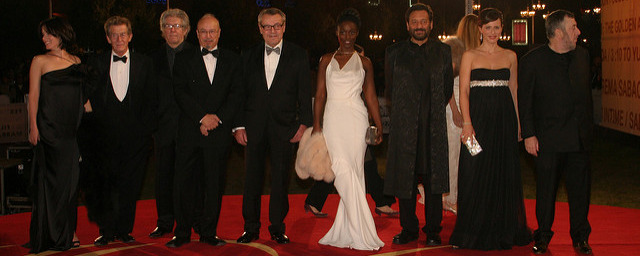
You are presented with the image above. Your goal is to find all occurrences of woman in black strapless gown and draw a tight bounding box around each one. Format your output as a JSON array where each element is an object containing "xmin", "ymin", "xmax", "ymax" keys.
[
  {"xmin": 450, "ymin": 8, "xmax": 531, "ymax": 250},
  {"xmin": 27, "ymin": 17, "xmax": 86, "ymax": 253}
]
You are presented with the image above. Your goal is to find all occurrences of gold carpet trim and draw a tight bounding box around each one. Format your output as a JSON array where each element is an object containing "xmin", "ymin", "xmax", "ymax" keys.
[{"xmin": 372, "ymin": 245, "xmax": 452, "ymax": 255}]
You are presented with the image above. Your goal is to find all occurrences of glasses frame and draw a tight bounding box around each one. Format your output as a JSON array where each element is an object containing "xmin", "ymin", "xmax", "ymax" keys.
[{"xmin": 260, "ymin": 23, "xmax": 284, "ymax": 31}]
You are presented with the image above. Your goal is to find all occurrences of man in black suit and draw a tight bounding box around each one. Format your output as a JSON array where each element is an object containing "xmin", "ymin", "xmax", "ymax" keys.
[
  {"xmin": 87, "ymin": 16, "xmax": 156, "ymax": 246},
  {"xmin": 165, "ymin": 14, "xmax": 243, "ymax": 248},
  {"xmin": 148, "ymin": 8, "xmax": 195, "ymax": 239},
  {"xmin": 233, "ymin": 7, "xmax": 312, "ymax": 244},
  {"xmin": 519, "ymin": 10, "xmax": 593, "ymax": 255}
]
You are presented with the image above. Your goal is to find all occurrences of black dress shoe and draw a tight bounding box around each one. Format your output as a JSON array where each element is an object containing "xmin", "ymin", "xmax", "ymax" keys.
[
  {"xmin": 532, "ymin": 240, "xmax": 549, "ymax": 254},
  {"xmin": 392, "ymin": 232, "xmax": 418, "ymax": 244},
  {"xmin": 374, "ymin": 207, "xmax": 400, "ymax": 217},
  {"xmin": 200, "ymin": 236, "xmax": 226, "ymax": 246},
  {"xmin": 304, "ymin": 204, "xmax": 328, "ymax": 217},
  {"xmin": 94, "ymin": 235, "xmax": 114, "ymax": 246},
  {"xmin": 270, "ymin": 233, "xmax": 290, "ymax": 244},
  {"xmin": 237, "ymin": 232, "xmax": 259, "ymax": 243},
  {"xmin": 116, "ymin": 234, "xmax": 135, "ymax": 243},
  {"xmin": 166, "ymin": 236, "xmax": 191, "ymax": 248},
  {"xmin": 149, "ymin": 227, "xmax": 171, "ymax": 238},
  {"xmin": 573, "ymin": 241, "xmax": 593, "ymax": 255},
  {"xmin": 426, "ymin": 234, "xmax": 442, "ymax": 246}
]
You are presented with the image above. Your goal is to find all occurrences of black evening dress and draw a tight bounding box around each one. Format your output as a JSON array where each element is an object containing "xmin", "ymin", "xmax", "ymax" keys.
[
  {"xmin": 29, "ymin": 64, "xmax": 84, "ymax": 253},
  {"xmin": 449, "ymin": 68, "xmax": 531, "ymax": 250}
]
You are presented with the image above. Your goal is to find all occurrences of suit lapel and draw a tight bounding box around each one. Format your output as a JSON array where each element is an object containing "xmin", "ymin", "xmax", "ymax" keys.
[
  {"xmin": 256, "ymin": 43, "xmax": 268, "ymax": 90},
  {"xmin": 128, "ymin": 53, "xmax": 139, "ymax": 98},
  {"xmin": 194, "ymin": 52, "xmax": 212, "ymax": 86}
]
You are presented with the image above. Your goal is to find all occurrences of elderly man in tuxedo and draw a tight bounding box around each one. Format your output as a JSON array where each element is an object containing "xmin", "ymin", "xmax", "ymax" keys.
[
  {"xmin": 86, "ymin": 16, "xmax": 156, "ymax": 246},
  {"xmin": 148, "ymin": 8, "xmax": 195, "ymax": 239},
  {"xmin": 165, "ymin": 14, "xmax": 243, "ymax": 248},
  {"xmin": 233, "ymin": 7, "xmax": 312, "ymax": 244}
]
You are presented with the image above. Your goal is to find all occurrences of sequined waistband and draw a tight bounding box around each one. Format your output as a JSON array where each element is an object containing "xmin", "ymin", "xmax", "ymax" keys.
[{"xmin": 470, "ymin": 80, "xmax": 509, "ymax": 88}]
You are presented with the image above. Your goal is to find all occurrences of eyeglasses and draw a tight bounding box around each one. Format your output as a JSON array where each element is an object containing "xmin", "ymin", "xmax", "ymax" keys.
[
  {"xmin": 197, "ymin": 29, "xmax": 220, "ymax": 35},
  {"xmin": 260, "ymin": 23, "xmax": 284, "ymax": 31},
  {"xmin": 163, "ymin": 24, "xmax": 186, "ymax": 30}
]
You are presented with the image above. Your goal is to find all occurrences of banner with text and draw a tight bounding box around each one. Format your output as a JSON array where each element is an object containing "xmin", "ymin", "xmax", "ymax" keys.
[{"xmin": 601, "ymin": 0, "xmax": 640, "ymax": 136}]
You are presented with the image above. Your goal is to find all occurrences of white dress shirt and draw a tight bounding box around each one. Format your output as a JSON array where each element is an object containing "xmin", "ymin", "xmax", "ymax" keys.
[
  {"xmin": 110, "ymin": 50, "xmax": 130, "ymax": 102},
  {"xmin": 202, "ymin": 46, "xmax": 218, "ymax": 84},
  {"xmin": 264, "ymin": 40, "xmax": 283, "ymax": 89}
]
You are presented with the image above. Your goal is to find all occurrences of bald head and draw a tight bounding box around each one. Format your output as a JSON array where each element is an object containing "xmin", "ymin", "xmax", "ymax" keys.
[{"xmin": 197, "ymin": 14, "xmax": 220, "ymax": 50}]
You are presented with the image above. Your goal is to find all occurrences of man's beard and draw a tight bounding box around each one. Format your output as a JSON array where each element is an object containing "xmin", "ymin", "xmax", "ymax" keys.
[
  {"xmin": 562, "ymin": 29, "xmax": 577, "ymax": 50},
  {"xmin": 410, "ymin": 28, "xmax": 429, "ymax": 41}
]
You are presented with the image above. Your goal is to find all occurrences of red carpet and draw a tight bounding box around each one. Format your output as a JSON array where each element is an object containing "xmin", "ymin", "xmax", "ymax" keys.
[{"xmin": 1, "ymin": 194, "xmax": 639, "ymax": 255}]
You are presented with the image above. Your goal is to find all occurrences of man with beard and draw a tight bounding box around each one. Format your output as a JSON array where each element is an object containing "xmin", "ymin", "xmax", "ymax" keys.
[
  {"xmin": 383, "ymin": 3, "xmax": 453, "ymax": 246},
  {"xmin": 519, "ymin": 10, "xmax": 593, "ymax": 255}
]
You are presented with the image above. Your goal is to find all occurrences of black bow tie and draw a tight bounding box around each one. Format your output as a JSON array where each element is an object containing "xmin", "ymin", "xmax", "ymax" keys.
[
  {"xmin": 202, "ymin": 48, "xmax": 219, "ymax": 58},
  {"xmin": 113, "ymin": 55, "xmax": 127, "ymax": 63},
  {"xmin": 266, "ymin": 46, "xmax": 281, "ymax": 55}
]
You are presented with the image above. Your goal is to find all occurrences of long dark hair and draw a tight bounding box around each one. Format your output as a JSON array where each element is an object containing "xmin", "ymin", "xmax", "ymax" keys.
[{"xmin": 39, "ymin": 17, "xmax": 77, "ymax": 53}]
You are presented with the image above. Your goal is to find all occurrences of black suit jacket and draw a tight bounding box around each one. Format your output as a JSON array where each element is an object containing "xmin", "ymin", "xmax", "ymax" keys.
[
  {"xmin": 518, "ymin": 45, "xmax": 593, "ymax": 152},
  {"xmin": 237, "ymin": 41, "xmax": 313, "ymax": 142},
  {"xmin": 150, "ymin": 42, "xmax": 195, "ymax": 147},
  {"xmin": 172, "ymin": 46, "xmax": 243, "ymax": 147},
  {"xmin": 86, "ymin": 51, "xmax": 156, "ymax": 152}
]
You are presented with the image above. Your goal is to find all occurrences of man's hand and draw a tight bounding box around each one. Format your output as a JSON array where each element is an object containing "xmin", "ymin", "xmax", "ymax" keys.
[
  {"xmin": 524, "ymin": 136, "xmax": 539, "ymax": 157},
  {"xmin": 200, "ymin": 124, "xmax": 209, "ymax": 136},
  {"xmin": 234, "ymin": 129, "xmax": 248, "ymax": 146},
  {"xmin": 201, "ymin": 114, "xmax": 221, "ymax": 131},
  {"xmin": 84, "ymin": 100, "xmax": 93, "ymax": 113},
  {"xmin": 289, "ymin": 124, "xmax": 307, "ymax": 143}
]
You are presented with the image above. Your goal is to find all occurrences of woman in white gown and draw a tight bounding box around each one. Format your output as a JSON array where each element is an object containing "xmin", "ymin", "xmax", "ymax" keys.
[{"xmin": 313, "ymin": 8, "xmax": 384, "ymax": 250}]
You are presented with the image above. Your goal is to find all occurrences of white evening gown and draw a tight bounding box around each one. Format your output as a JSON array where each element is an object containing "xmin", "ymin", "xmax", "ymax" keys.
[
  {"xmin": 443, "ymin": 76, "xmax": 461, "ymax": 213},
  {"xmin": 318, "ymin": 52, "xmax": 384, "ymax": 250}
]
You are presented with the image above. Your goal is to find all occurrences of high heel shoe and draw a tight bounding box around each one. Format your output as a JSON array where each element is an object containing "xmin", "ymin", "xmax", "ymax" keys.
[
  {"xmin": 304, "ymin": 204, "xmax": 328, "ymax": 217},
  {"xmin": 72, "ymin": 240, "xmax": 80, "ymax": 248},
  {"xmin": 375, "ymin": 207, "xmax": 399, "ymax": 217}
]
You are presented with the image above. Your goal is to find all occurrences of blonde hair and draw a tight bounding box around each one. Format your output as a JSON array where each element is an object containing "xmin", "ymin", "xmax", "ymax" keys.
[{"xmin": 456, "ymin": 14, "xmax": 480, "ymax": 50}]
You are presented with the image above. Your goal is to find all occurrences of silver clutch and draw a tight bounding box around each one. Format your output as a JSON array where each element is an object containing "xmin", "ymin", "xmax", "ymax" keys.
[
  {"xmin": 464, "ymin": 135, "xmax": 483, "ymax": 156},
  {"xmin": 365, "ymin": 126, "xmax": 378, "ymax": 145}
]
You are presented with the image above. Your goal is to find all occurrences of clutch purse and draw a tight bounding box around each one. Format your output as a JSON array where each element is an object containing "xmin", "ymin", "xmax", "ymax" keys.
[
  {"xmin": 464, "ymin": 135, "xmax": 483, "ymax": 156},
  {"xmin": 365, "ymin": 126, "xmax": 378, "ymax": 145}
]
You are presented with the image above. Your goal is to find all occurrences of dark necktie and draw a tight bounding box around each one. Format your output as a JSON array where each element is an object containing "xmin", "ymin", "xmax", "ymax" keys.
[
  {"xmin": 202, "ymin": 48, "xmax": 219, "ymax": 58},
  {"xmin": 113, "ymin": 55, "xmax": 127, "ymax": 63},
  {"xmin": 266, "ymin": 46, "xmax": 280, "ymax": 56}
]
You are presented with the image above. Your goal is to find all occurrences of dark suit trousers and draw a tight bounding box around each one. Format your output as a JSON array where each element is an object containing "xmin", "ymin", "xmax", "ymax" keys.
[
  {"xmin": 305, "ymin": 148, "xmax": 396, "ymax": 210},
  {"xmin": 173, "ymin": 144, "xmax": 228, "ymax": 238},
  {"xmin": 99, "ymin": 142, "xmax": 150, "ymax": 237},
  {"xmin": 154, "ymin": 141, "xmax": 176, "ymax": 231},
  {"xmin": 534, "ymin": 150, "xmax": 591, "ymax": 243},
  {"xmin": 397, "ymin": 170, "xmax": 443, "ymax": 237},
  {"xmin": 242, "ymin": 130, "xmax": 293, "ymax": 235}
]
